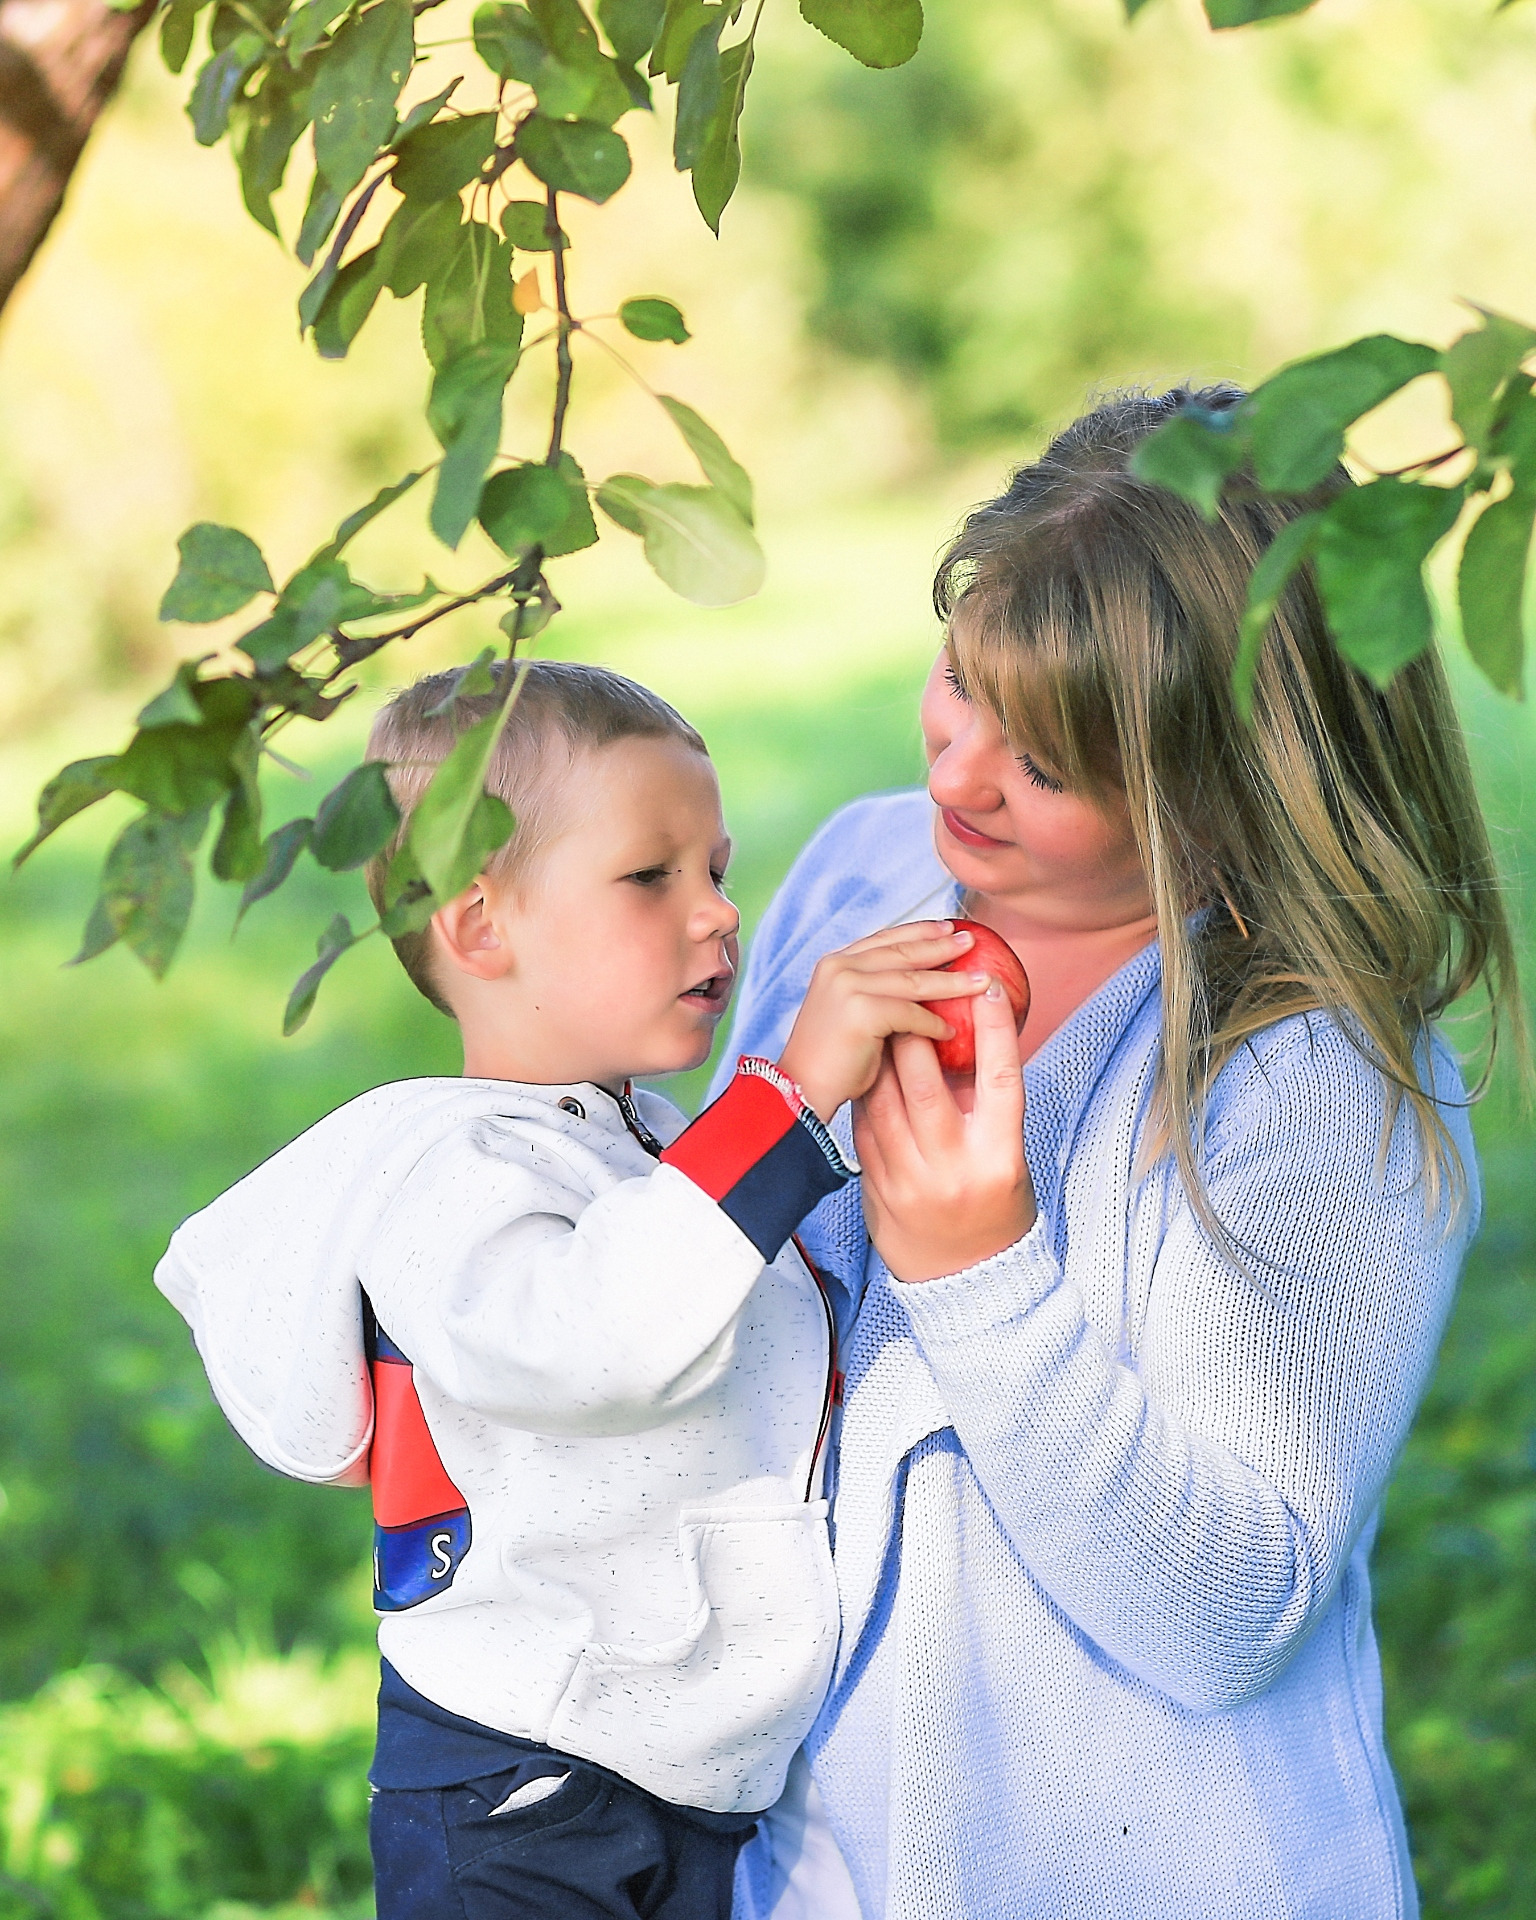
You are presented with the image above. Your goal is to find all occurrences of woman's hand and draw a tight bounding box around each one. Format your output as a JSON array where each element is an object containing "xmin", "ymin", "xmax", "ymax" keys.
[
  {"xmin": 855, "ymin": 978, "xmax": 1037, "ymax": 1283},
  {"xmin": 777, "ymin": 921, "xmax": 988, "ymax": 1123}
]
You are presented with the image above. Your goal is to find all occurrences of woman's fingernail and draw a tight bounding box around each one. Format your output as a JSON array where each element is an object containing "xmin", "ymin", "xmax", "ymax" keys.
[
  {"xmin": 954, "ymin": 928, "xmax": 973, "ymax": 945},
  {"xmin": 986, "ymin": 979, "xmax": 1005, "ymax": 1000},
  {"xmin": 969, "ymin": 972, "xmax": 989, "ymax": 986}
]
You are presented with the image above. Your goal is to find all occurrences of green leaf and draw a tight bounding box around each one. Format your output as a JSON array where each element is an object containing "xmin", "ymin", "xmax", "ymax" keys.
[
  {"xmin": 1457, "ymin": 488, "xmax": 1534, "ymax": 697},
  {"xmin": 529, "ymin": 0, "xmax": 632, "ymax": 120},
  {"xmin": 188, "ymin": 32, "xmax": 265, "ymax": 146},
  {"xmin": 473, "ymin": 0, "xmax": 629, "ymax": 120},
  {"xmin": 160, "ymin": 523, "xmax": 275, "ymax": 622},
  {"xmin": 296, "ymin": 171, "xmax": 345, "ymax": 266},
  {"xmin": 1245, "ymin": 335, "xmax": 1439, "ymax": 493},
  {"xmin": 1127, "ymin": 408, "xmax": 1247, "ymax": 521},
  {"xmin": 13, "ymin": 756, "xmax": 121, "ymax": 869},
  {"xmin": 1231, "ymin": 511, "xmax": 1323, "ymax": 722},
  {"xmin": 407, "ymin": 706, "xmax": 521, "ymax": 899},
  {"xmin": 799, "ymin": 0, "xmax": 922, "ymax": 68},
  {"xmin": 690, "ymin": 36, "xmax": 751, "ymax": 233},
  {"xmin": 598, "ymin": 0, "xmax": 666, "ymax": 65},
  {"xmin": 428, "ymin": 344, "xmax": 522, "ymax": 547},
  {"xmin": 426, "ymin": 646, "xmax": 499, "ymax": 715},
  {"xmin": 72, "ymin": 895, "xmax": 121, "ymax": 966},
  {"xmin": 378, "ymin": 839, "xmax": 438, "ymax": 935},
  {"xmin": 389, "ymin": 78, "xmax": 460, "ymax": 144},
  {"xmin": 500, "ymin": 200, "xmax": 568, "ymax": 249},
  {"xmin": 309, "ymin": 243, "xmax": 389, "ymax": 356},
  {"xmin": 1204, "ymin": 0, "xmax": 1317, "ymax": 23},
  {"xmin": 1442, "ymin": 308, "xmax": 1536, "ymax": 461},
  {"xmin": 517, "ymin": 114, "xmax": 632, "ymax": 203},
  {"xmin": 619, "ymin": 296, "xmax": 689, "ymax": 343},
  {"xmin": 542, "ymin": 450, "xmax": 599, "ymax": 555},
  {"xmin": 311, "ymin": 0, "xmax": 413, "ymax": 196},
  {"xmin": 673, "ymin": 11, "xmax": 723, "ymax": 169},
  {"xmin": 1121, "ymin": 0, "xmax": 1156, "ymax": 17},
  {"xmin": 238, "ymin": 815, "xmax": 314, "ymax": 922},
  {"xmin": 234, "ymin": 56, "xmax": 315, "ymax": 236},
  {"xmin": 160, "ymin": 0, "xmax": 209, "ymax": 76},
  {"xmin": 310, "ymin": 470, "xmax": 425, "ymax": 565},
  {"xmin": 500, "ymin": 588, "xmax": 558, "ymax": 642},
  {"xmin": 392, "ymin": 111, "xmax": 498, "ymax": 201},
  {"xmin": 657, "ymin": 394, "xmax": 752, "ymax": 522},
  {"xmin": 284, "ymin": 912, "xmax": 361, "ymax": 1034},
  {"xmin": 310, "ymin": 760, "xmax": 401, "ymax": 869},
  {"xmin": 597, "ymin": 476, "xmax": 764, "ymax": 604},
  {"xmin": 650, "ymin": 0, "xmax": 713, "ymax": 79},
  {"xmin": 212, "ymin": 759, "xmax": 265, "ymax": 882},
  {"xmin": 137, "ymin": 660, "xmax": 208, "ymax": 729},
  {"xmin": 382, "ymin": 198, "xmax": 463, "ymax": 297},
  {"xmin": 421, "ymin": 222, "xmax": 519, "ymax": 370},
  {"xmin": 114, "ymin": 730, "xmax": 227, "ymax": 817},
  {"xmin": 478, "ymin": 462, "xmax": 577, "ymax": 554},
  {"xmin": 283, "ymin": 0, "xmax": 352, "ymax": 64},
  {"xmin": 1313, "ymin": 479, "xmax": 1464, "ymax": 686},
  {"xmin": 82, "ymin": 811, "xmax": 207, "ymax": 980},
  {"xmin": 238, "ymin": 568, "xmax": 346, "ymax": 670}
]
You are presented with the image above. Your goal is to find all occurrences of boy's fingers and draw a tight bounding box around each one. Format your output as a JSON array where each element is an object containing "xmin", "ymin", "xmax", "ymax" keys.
[
  {"xmin": 852, "ymin": 965, "xmax": 987, "ymax": 1004},
  {"xmin": 835, "ymin": 921, "xmax": 967, "ymax": 962}
]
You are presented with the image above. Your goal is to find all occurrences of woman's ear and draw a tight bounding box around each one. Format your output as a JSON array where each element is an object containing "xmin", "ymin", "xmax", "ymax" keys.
[{"xmin": 431, "ymin": 880, "xmax": 515, "ymax": 982}]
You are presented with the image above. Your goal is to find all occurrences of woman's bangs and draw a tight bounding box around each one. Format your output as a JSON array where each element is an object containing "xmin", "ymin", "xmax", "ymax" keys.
[{"xmin": 949, "ymin": 570, "xmax": 1119, "ymax": 793}]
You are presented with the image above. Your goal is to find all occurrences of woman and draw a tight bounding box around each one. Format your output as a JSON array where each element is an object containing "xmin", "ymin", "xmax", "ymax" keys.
[{"xmin": 718, "ymin": 390, "xmax": 1523, "ymax": 1919}]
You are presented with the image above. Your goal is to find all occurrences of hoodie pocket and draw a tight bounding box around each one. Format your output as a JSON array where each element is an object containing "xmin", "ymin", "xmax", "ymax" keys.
[{"xmin": 546, "ymin": 1501, "xmax": 838, "ymax": 1815}]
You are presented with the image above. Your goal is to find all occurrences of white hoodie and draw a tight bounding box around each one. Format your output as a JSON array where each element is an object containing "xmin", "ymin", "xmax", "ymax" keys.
[{"xmin": 155, "ymin": 1061, "xmax": 853, "ymax": 1814}]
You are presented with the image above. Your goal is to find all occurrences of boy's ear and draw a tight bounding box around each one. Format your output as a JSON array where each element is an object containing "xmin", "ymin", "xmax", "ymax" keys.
[{"xmin": 431, "ymin": 881, "xmax": 515, "ymax": 982}]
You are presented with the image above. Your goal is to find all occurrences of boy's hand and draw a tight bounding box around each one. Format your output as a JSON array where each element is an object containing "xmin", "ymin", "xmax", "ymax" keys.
[{"xmin": 777, "ymin": 922, "xmax": 989, "ymax": 1122}]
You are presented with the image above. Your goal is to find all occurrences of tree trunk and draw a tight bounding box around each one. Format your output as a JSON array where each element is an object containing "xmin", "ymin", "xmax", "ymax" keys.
[{"xmin": 0, "ymin": 0, "xmax": 156, "ymax": 315}]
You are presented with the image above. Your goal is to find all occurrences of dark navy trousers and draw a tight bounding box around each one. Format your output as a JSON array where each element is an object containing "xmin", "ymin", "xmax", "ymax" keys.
[{"xmin": 370, "ymin": 1752, "xmax": 752, "ymax": 1920}]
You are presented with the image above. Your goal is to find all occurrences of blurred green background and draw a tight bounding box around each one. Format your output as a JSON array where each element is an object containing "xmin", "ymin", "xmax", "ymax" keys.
[{"xmin": 3, "ymin": 0, "xmax": 1536, "ymax": 1912}]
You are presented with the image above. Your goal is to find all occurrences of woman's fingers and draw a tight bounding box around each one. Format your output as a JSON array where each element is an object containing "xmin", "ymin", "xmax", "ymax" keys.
[
  {"xmin": 972, "ymin": 978, "xmax": 1027, "ymax": 1128},
  {"xmin": 832, "ymin": 921, "xmax": 972, "ymax": 965},
  {"xmin": 888, "ymin": 1032, "xmax": 961, "ymax": 1151}
]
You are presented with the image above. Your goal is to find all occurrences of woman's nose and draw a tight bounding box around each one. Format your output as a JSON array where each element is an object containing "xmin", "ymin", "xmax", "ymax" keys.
[{"xmin": 929, "ymin": 721, "xmax": 1006, "ymax": 811}]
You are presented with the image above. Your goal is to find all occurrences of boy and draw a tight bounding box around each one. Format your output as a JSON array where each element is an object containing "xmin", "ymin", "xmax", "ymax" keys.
[{"xmin": 155, "ymin": 660, "xmax": 984, "ymax": 1920}]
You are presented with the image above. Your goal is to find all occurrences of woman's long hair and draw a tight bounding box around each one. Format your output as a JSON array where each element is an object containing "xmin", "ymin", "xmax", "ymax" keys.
[{"xmin": 936, "ymin": 386, "xmax": 1525, "ymax": 1228}]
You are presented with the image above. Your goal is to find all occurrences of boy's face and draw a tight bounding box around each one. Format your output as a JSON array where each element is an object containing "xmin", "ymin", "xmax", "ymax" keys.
[{"xmin": 436, "ymin": 735, "xmax": 740, "ymax": 1090}]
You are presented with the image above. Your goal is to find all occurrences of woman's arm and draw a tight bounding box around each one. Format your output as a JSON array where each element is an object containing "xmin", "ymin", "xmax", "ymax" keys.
[{"xmin": 859, "ymin": 1008, "xmax": 1476, "ymax": 1711}]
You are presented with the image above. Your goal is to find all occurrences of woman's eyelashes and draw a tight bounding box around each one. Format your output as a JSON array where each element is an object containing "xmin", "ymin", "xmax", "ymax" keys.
[
  {"xmin": 1018, "ymin": 752, "xmax": 1065, "ymax": 794},
  {"xmin": 942, "ymin": 661, "xmax": 969, "ymax": 702}
]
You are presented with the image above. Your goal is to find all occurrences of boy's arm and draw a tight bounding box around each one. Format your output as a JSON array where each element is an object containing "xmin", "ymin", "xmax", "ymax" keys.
[{"xmin": 360, "ymin": 1060, "xmax": 855, "ymax": 1438}]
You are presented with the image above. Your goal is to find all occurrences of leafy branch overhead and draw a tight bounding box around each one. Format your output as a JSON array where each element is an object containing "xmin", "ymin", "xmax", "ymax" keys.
[
  {"xmin": 18, "ymin": 0, "xmax": 1536, "ymax": 1034},
  {"xmin": 16, "ymin": 0, "xmax": 926, "ymax": 1026},
  {"xmin": 1131, "ymin": 309, "xmax": 1536, "ymax": 714}
]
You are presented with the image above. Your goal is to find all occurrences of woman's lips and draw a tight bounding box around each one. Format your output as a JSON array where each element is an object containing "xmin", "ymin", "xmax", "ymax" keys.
[{"xmin": 938, "ymin": 806, "xmax": 1012, "ymax": 850}]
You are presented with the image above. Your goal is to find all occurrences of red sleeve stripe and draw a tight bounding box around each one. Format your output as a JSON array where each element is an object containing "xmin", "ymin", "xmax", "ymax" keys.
[{"xmin": 660, "ymin": 1069, "xmax": 799, "ymax": 1201}]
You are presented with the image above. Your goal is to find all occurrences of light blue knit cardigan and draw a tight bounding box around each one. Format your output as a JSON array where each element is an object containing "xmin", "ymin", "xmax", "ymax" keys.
[{"xmin": 713, "ymin": 788, "xmax": 1478, "ymax": 1920}]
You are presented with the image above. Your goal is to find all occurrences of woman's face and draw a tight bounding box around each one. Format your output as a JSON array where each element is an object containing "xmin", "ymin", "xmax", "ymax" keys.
[{"xmin": 920, "ymin": 650, "xmax": 1155, "ymax": 934}]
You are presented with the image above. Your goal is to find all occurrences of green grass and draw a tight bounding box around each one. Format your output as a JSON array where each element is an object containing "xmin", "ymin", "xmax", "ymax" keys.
[{"xmin": 1, "ymin": 654, "xmax": 1533, "ymax": 1917}]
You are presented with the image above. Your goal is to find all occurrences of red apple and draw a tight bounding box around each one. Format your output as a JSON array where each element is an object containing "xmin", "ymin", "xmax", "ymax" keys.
[{"xmin": 923, "ymin": 920, "xmax": 1031, "ymax": 1074}]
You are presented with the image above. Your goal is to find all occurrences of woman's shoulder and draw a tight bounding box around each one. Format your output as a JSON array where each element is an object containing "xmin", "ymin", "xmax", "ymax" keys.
[{"xmin": 1201, "ymin": 1009, "xmax": 1477, "ymax": 1196}]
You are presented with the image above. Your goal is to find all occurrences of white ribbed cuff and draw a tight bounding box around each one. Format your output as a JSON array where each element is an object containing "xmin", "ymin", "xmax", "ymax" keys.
[{"xmin": 893, "ymin": 1214, "xmax": 1061, "ymax": 1344}]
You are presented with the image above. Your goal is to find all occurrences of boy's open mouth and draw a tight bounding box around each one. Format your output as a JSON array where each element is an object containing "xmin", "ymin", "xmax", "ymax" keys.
[{"xmin": 680, "ymin": 970, "xmax": 733, "ymax": 1008}]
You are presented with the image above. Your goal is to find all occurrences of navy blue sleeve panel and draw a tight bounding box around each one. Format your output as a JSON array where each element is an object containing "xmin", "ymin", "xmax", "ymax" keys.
[{"xmin": 660, "ymin": 1058, "xmax": 857, "ymax": 1263}]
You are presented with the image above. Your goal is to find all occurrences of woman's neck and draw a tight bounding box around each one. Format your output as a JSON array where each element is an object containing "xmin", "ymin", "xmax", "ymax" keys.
[{"xmin": 964, "ymin": 894, "xmax": 1159, "ymax": 1062}]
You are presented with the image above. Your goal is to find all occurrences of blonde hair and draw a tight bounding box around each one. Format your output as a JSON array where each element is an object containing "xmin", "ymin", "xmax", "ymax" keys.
[
  {"xmin": 365, "ymin": 658, "xmax": 707, "ymax": 1015},
  {"xmin": 937, "ymin": 386, "xmax": 1525, "ymax": 1231}
]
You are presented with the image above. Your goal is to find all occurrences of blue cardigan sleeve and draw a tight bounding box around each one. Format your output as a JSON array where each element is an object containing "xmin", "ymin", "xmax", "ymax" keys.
[{"xmin": 898, "ymin": 1016, "xmax": 1478, "ymax": 1713}]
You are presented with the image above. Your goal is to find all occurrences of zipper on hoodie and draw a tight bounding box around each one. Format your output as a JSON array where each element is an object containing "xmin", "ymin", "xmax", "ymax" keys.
[{"xmin": 608, "ymin": 1083, "xmax": 838, "ymax": 1507}]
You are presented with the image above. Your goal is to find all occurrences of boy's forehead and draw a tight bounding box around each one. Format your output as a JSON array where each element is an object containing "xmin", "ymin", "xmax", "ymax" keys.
[{"xmin": 563, "ymin": 735, "xmax": 725, "ymax": 839}]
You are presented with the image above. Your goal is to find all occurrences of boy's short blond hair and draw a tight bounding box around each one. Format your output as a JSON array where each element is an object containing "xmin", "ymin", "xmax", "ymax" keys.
[{"xmin": 365, "ymin": 658, "xmax": 707, "ymax": 1015}]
